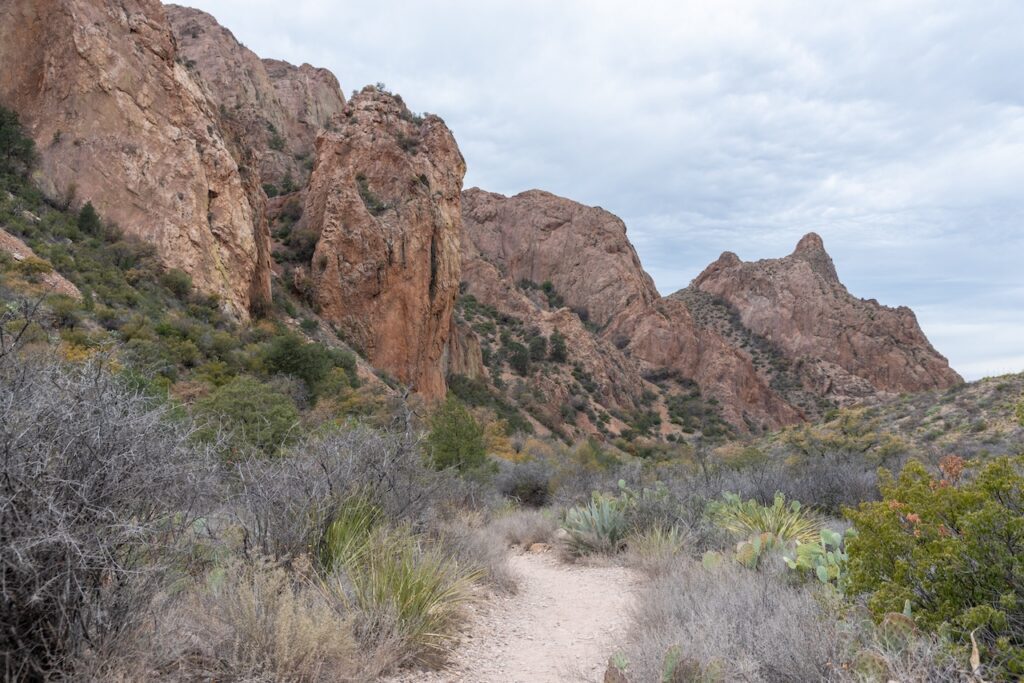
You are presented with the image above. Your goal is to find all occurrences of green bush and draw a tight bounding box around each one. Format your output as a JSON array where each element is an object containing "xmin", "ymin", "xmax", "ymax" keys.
[
  {"xmin": 846, "ymin": 457, "xmax": 1024, "ymax": 678},
  {"xmin": 425, "ymin": 396, "xmax": 487, "ymax": 472},
  {"xmin": 159, "ymin": 268, "xmax": 193, "ymax": 299},
  {"xmin": 195, "ymin": 376, "xmax": 299, "ymax": 456},
  {"xmin": 264, "ymin": 333, "xmax": 357, "ymax": 393},
  {"xmin": 1016, "ymin": 398, "xmax": 1024, "ymax": 427}
]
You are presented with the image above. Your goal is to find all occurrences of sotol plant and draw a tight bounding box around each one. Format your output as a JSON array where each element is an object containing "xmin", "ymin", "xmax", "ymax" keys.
[
  {"xmin": 562, "ymin": 492, "xmax": 628, "ymax": 555},
  {"xmin": 709, "ymin": 492, "xmax": 822, "ymax": 544}
]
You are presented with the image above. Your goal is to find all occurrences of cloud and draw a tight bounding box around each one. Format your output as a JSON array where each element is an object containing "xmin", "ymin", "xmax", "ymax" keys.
[{"xmin": 183, "ymin": 0, "xmax": 1024, "ymax": 380}]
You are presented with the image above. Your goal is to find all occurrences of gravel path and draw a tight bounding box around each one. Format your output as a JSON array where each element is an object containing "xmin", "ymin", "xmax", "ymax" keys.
[{"xmin": 390, "ymin": 549, "xmax": 638, "ymax": 682}]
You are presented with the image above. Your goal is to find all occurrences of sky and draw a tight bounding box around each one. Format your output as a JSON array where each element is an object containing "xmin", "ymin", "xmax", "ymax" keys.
[{"xmin": 183, "ymin": 0, "xmax": 1024, "ymax": 380}]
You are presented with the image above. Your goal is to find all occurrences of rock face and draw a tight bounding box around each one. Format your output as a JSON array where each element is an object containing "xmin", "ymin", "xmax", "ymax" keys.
[
  {"xmin": 303, "ymin": 88, "xmax": 465, "ymax": 400},
  {"xmin": 460, "ymin": 190, "xmax": 960, "ymax": 435},
  {"xmin": 0, "ymin": 0, "xmax": 270, "ymax": 318},
  {"xmin": 166, "ymin": 5, "xmax": 345, "ymax": 189},
  {"xmin": 687, "ymin": 232, "xmax": 962, "ymax": 402},
  {"xmin": 462, "ymin": 189, "xmax": 658, "ymax": 328}
]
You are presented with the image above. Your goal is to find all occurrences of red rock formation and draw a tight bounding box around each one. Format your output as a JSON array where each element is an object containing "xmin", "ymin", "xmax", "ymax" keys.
[
  {"xmin": 462, "ymin": 189, "xmax": 658, "ymax": 328},
  {"xmin": 166, "ymin": 5, "xmax": 345, "ymax": 188},
  {"xmin": 0, "ymin": 0, "xmax": 270, "ymax": 318},
  {"xmin": 303, "ymin": 87, "xmax": 465, "ymax": 400},
  {"xmin": 688, "ymin": 232, "xmax": 962, "ymax": 401}
]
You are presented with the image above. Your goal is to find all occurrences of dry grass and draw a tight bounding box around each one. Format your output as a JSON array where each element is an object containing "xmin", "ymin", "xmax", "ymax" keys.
[
  {"xmin": 435, "ymin": 515, "xmax": 519, "ymax": 593},
  {"xmin": 181, "ymin": 557, "xmax": 359, "ymax": 682},
  {"xmin": 623, "ymin": 525, "xmax": 687, "ymax": 577},
  {"xmin": 490, "ymin": 508, "xmax": 558, "ymax": 549},
  {"xmin": 619, "ymin": 559, "xmax": 842, "ymax": 682}
]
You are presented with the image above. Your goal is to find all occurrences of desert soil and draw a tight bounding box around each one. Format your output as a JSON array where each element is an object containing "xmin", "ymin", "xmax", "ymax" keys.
[{"xmin": 390, "ymin": 549, "xmax": 638, "ymax": 682}]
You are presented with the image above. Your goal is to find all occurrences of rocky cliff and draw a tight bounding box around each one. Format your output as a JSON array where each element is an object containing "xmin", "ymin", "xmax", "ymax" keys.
[
  {"xmin": 0, "ymin": 0, "xmax": 271, "ymax": 318},
  {"xmin": 166, "ymin": 5, "xmax": 345, "ymax": 189},
  {"xmin": 685, "ymin": 232, "xmax": 962, "ymax": 402},
  {"xmin": 301, "ymin": 87, "xmax": 465, "ymax": 400},
  {"xmin": 459, "ymin": 190, "xmax": 960, "ymax": 437}
]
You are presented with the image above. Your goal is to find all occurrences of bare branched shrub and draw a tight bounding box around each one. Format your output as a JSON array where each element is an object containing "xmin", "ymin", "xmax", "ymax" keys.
[
  {"xmin": 232, "ymin": 422, "xmax": 492, "ymax": 562},
  {"xmin": 620, "ymin": 560, "xmax": 843, "ymax": 682},
  {"xmin": 0, "ymin": 357, "xmax": 214, "ymax": 679}
]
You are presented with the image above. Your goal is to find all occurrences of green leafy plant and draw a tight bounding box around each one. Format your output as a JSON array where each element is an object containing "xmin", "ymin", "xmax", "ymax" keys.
[
  {"xmin": 562, "ymin": 492, "xmax": 628, "ymax": 555},
  {"xmin": 846, "ymin": 457, "xmax": 1024, "ymax": 678},
  {"xmin": 195, "ymin": 375, "xmax": 299, "ymax": 457},
  {"xmin": 709, "ymin": 492, "xmax": 822, "ymax": 544}
]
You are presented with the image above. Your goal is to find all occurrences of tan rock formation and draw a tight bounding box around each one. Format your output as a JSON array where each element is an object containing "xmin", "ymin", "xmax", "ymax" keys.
[
  {"xmin": 687, "ymin": 232, "xmax": 962, "ymax": 401},
  {"xmin": 166, "ymin": 5, "xmax": 345, "ymax": 188},
  {"xmin": 0, "ymin": 0, "xmax": 270, "ymax": 318},
  {"xmin": 303, "ymin": 87, "xmax": 465, "ymax": 400}
]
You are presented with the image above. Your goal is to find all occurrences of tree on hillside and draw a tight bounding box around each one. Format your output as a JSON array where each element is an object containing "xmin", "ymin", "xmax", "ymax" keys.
[
  {"xmin": 426, "ymin": 396, "xmax": 487, "ymax": 472},
  {"xmin": 0, "ymin": 106, "xmax": 36, "ymax": 177}
]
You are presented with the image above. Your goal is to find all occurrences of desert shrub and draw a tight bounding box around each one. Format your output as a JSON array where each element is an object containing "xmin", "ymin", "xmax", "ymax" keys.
[
  {"xmin": 490, "ymin": 508, "xmax": 558, "ymax": 549},
  {"xmin": 709, "ymin": 492, "xmax": 822, "ymax": 544},
  {"xmin": 184, "ymin": 557, "xmax": 357, "ymax": 682},
  {"xmin": 426, "ymin": 395, "xmax": 487, "ymax": 472},
  {"xmin": 0, "ymin": 358, "xmax": 212, "ymax": 680},
  {"xmin": 1017, "ymin": 398, "xmax": 1024, "ymax": 426},
  {"xmin": 195, "ymin": 375, "xmax": 300, "ymax": 456},
  {"xmin": 846, "ymin": 456, "xmax": 1024, "ymax": 678},
  {"xmin": 159, "ymin": 268, "xmax": 193, "ymax": 299},
  {"xmin": 495, "ymin": 457, "xmax": 552, "ymax": 506},
  {"xmin": 548, "ymin": 329, "xmax": 568, "ymax": 362},
  {"xmin": 617, "ymin": 560, "xmax": 842, "ymax": 682},
  {"xmin": 562, "ymin": 492, "xmax": 628, "ymax": 556}
]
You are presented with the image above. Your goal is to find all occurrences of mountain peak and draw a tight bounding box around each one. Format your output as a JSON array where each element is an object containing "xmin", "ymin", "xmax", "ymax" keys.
[
  {"xmin": 793, "ymin": 232, "xmax": 826, "ymax": 254},
  {"xmin": 790, "ymin": 232, "xmax": 838, "ymax": 281}
]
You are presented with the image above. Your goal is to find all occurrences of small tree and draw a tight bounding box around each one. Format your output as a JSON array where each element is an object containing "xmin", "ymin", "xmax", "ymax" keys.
[
  {"xmin": 528, "ymin": 334, "xmax": 547, "ymax": 362},
  {"xmin": 426, "ymin": 396, "xmax": 486, "ymax": 472},
  {"xmin": 0, "ymin": 105, "xmax": 36, "ymax": 176},
  {"xmin": 549, "ymin": 330, "xmax": 568, "ymax": 363},
  {"xmin": 76, "ymin": 202, "xmax": 101, "ymax": 236}
]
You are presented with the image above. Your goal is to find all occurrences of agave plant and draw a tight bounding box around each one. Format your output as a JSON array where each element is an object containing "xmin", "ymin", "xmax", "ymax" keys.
[
  {"xmin": 562, "ymin": 492, "xmax": 628, "ymax": 555},
  {"xmin": 709, "ymin": 492, "xmax": 822, "ymax": 544}
]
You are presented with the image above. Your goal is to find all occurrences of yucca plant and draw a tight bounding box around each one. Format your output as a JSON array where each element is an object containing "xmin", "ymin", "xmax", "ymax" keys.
[
  {"xmin": 562, "ymin": 492, "xmax": 628, "ymax": 555},
  {"xmin": 708, "ymin": 492, "xmax": 821, "ymax": 544}
]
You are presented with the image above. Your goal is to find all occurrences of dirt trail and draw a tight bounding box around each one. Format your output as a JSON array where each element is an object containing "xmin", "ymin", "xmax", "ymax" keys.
[{"xmin": 395, "ymin": 550, "xmax": 638, "ymax": 682}]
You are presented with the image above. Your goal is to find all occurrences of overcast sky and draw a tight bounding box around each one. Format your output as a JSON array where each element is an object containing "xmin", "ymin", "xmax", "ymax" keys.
[{"xmin": 184, "ymin": 0, "xmax": 1024, "ymax": 380}]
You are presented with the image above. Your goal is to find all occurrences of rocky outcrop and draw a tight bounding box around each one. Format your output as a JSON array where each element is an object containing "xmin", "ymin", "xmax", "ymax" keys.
[
  {"xmin": 687, "ymin": 232, "xmax": 962, "ymax": 402},
  {"xmin": 0, "ymin": 228, "xmax": 81, "ymax": 300},
  {"xmin": 303, "ymin": 87, "xmax": 465, "ymax": 400},
  {"xmin": 166, "ymin": 5, "xmax": 345, "ymax": 189},
  {"xmin": 0, "ymin": 0, "xmax": 270, "ymax": 318},
  {"xmin": 462, "ymin": 189, "xmax": 659, "ymax": 328},
  {"xmin": 460, "ymin": 191, "xmax": 958, "ymax": 435}
]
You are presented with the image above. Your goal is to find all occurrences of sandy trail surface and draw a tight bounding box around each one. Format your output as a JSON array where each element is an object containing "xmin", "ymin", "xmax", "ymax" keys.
[{"xmin": 391, "ymin": 549, "xmax": 638, "ymax": 682}]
